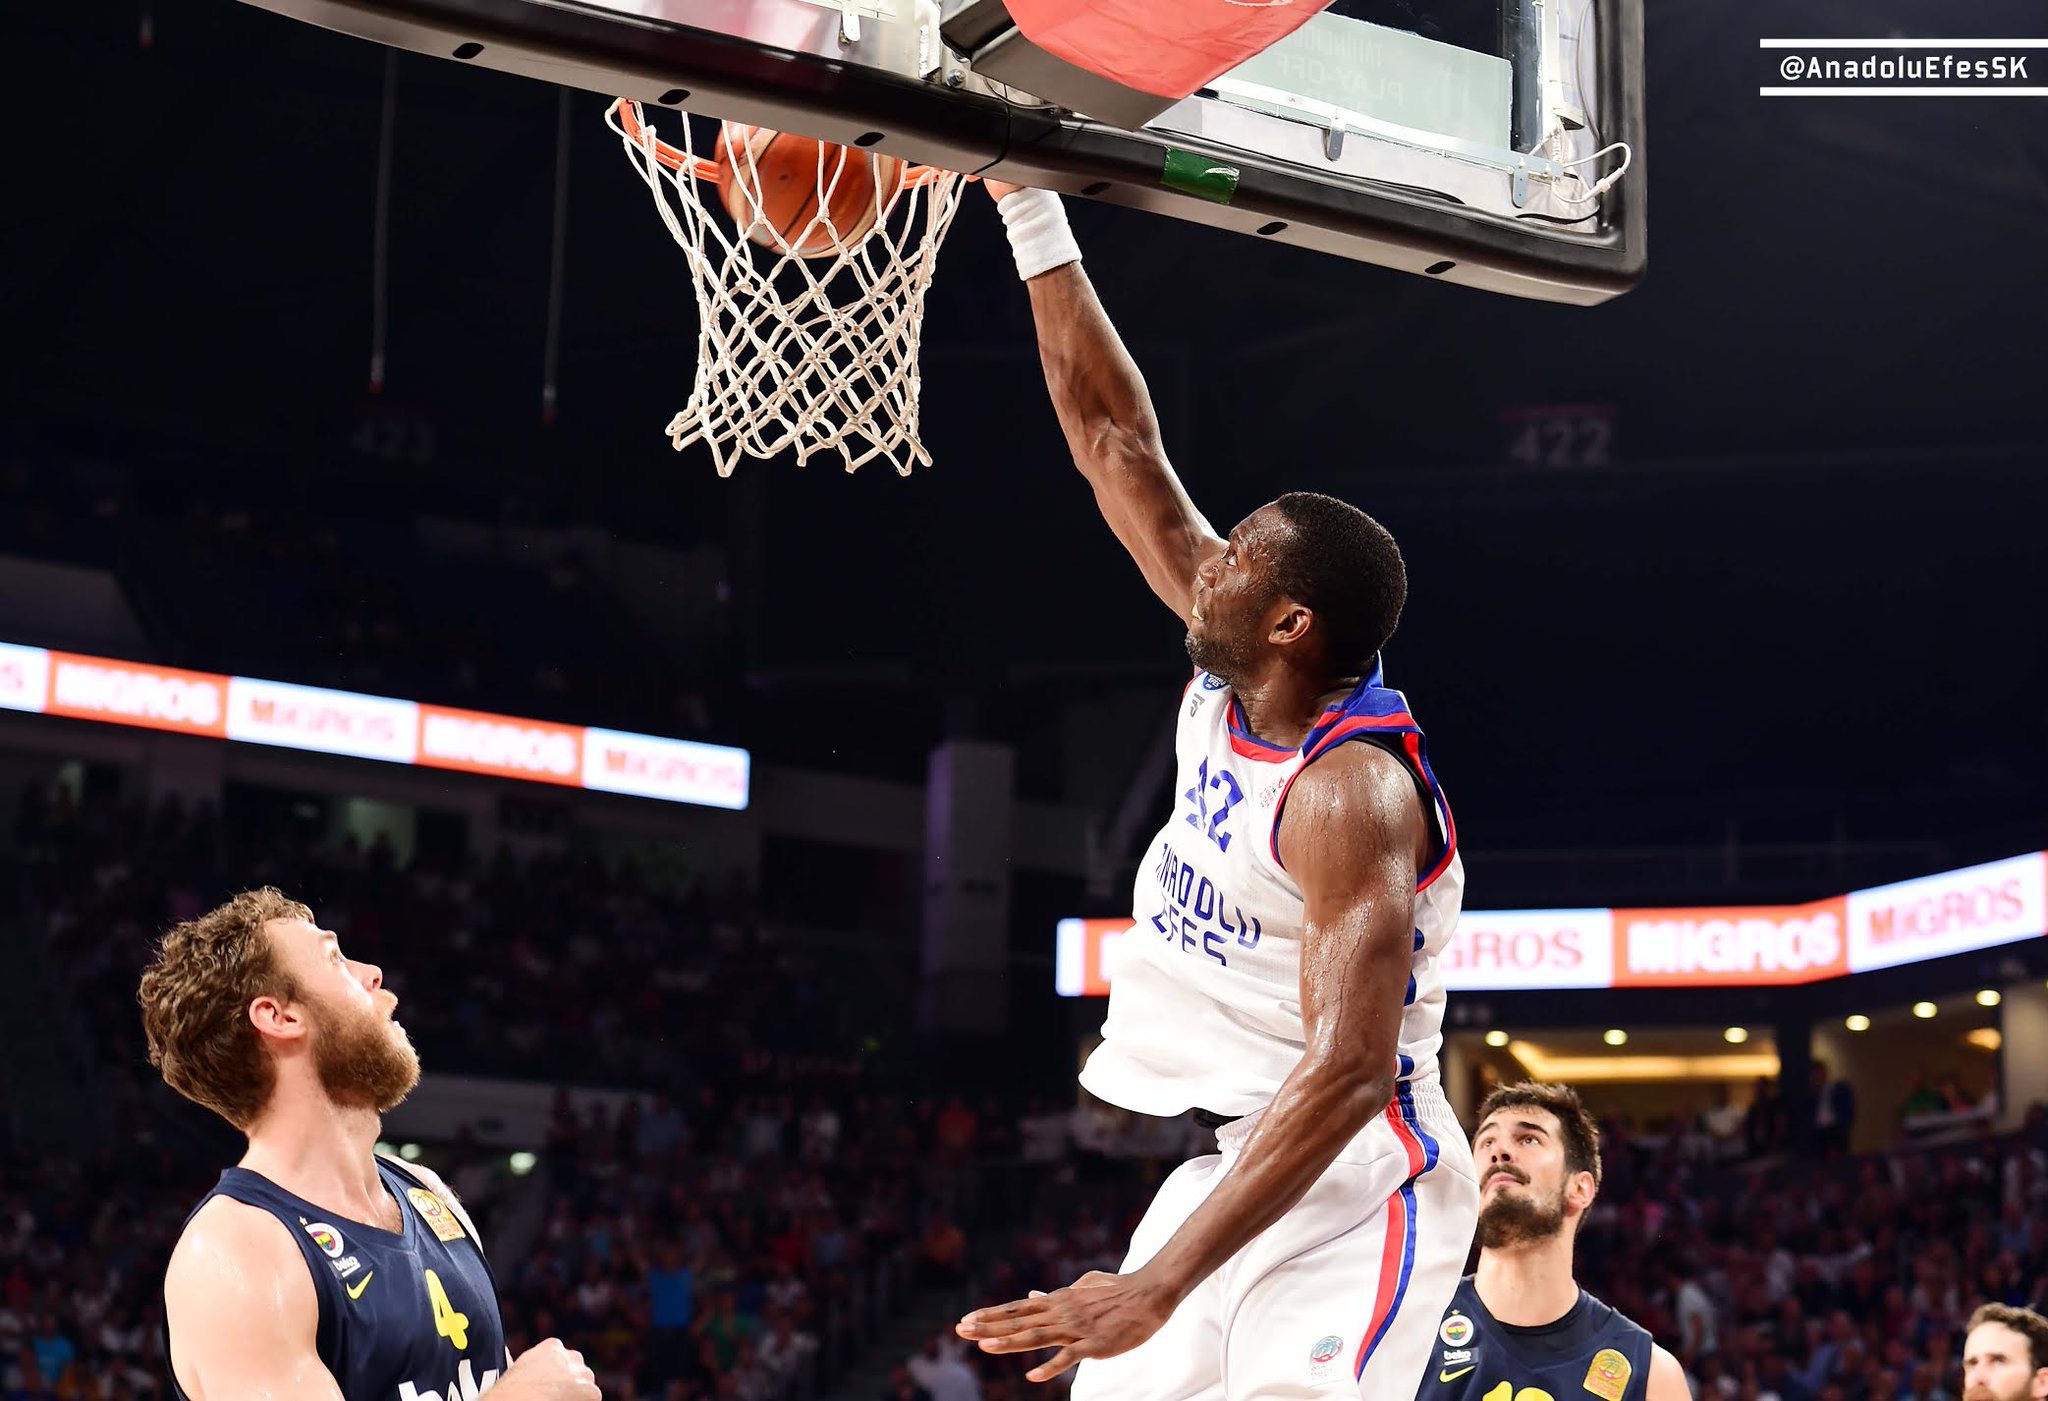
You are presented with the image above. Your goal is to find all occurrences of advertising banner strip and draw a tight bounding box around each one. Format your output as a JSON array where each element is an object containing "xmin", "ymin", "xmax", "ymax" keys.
[
  {"xmin": 1058, "ymin": 857, "xmax": 2047, "ymax": 995},
  {"xmin": 0, "ymin": 641, "xmax": 749, "ymax": 810}
]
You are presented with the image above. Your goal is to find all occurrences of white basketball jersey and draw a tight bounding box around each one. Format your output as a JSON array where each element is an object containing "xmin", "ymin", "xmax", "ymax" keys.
[{"xmin": 1079, "ymin": 662, "xmax": 1463, "ymax": 1119}]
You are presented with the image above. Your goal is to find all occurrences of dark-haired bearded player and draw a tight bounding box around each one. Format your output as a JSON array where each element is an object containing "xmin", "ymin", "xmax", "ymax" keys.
[
  {"xmin": 1424, "ymin": 1083, "xmax": 1685, "ymax": 1401},
  {"xmin": 957, "ymin": 184, "xmax": 1478, "ymax": 1398}
]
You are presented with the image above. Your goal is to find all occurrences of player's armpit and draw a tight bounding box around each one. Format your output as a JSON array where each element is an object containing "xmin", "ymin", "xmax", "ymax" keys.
[
  {"xmin": 164, "ymin": 1196, "xmax": 346, "ymax": 1401},
  {"xmin": 1646, "ymin": 1346, "xmax": 1690, "ymax": 1401}
]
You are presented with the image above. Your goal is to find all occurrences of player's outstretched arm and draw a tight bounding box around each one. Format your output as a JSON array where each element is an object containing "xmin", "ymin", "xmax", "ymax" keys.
[
  {"xmin": 987, "ymin": 180, "xmax": 1224, "ymax": 623},
  {"xmin": 164, "ymin": 1197, "xmax": 349, "ymax": 1401},
  {"xmin": 958, "ymin": 743, "xmax": 1425, "ymax": 1378}
]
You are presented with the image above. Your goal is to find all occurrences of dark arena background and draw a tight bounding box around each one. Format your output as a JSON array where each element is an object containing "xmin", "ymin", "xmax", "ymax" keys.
[{"xmin": 6, "ymin": 0, "xmax": 2048, "ymax": 1398}]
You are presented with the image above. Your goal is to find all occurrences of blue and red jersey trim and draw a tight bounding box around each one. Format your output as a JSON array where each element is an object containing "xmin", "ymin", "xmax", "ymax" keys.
[
  {"xmin": 1226, "ymin": 697, "xmax": 1297, "ymax": 763},
  {"xmin": 1351, "ymin": 1094, "xmax": 1440, "ymax": 1380},
  {"xmin": 1258, "ymin": 667, "xmax": 1457, "ymax": 885}
]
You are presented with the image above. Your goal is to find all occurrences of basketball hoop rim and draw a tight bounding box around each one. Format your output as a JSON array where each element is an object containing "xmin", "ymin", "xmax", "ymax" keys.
[{"xmin": 607, "ymin": 99, "xmax": 963, "ymax": 190}]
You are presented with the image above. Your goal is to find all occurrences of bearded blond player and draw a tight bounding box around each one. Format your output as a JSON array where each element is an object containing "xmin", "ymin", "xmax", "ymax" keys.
[{"xmin": 139, "ymin": 887, "xmax": 599, "ymax": 1401}]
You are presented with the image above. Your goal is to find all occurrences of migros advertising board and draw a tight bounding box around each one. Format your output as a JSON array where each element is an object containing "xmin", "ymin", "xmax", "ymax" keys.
[
  {"xmin": 0, "ymin": 641, "xmax": 749, "ymax": 811},
  {"xmin": 1055, "ymin": 854, "xmax": 2047, "ymax": 996}
]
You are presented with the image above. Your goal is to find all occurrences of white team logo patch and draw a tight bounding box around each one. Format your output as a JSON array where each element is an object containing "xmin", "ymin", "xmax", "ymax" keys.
[
  {"xmin": 303, "ymin": 1221, "xmax": 345, "ymax": 1258},
  {"xmin": 1440, "ymin": 1312, "xmax": 1474, "ymax": 1348},
  {"xmin": 1308, "ymin": 1335, "xmax": 1346, "ymax": 1383}
]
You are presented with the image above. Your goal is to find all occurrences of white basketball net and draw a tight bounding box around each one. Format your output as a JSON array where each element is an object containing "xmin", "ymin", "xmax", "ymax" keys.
[{"xmin": 606, "ymin": 100, "xmax": 967, "ymax": 477}]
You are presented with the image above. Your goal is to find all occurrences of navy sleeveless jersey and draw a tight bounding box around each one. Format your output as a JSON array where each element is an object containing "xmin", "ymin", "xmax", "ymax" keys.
[
  {"xmin": 1425, "ymin": 1276, "xmax": 1654, "ymax": 1401},
  {"xmin": 168, "ymin": 1155, "xmax": 509, "ymax": 1401}
]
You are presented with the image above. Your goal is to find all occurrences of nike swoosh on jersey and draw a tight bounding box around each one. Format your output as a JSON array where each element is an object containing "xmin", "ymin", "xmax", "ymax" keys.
[
  {"xmin": 1440, "ymin": 1366, "xmax": 1476, "ymax": 1382},
  {"xmin": 346, "ymin": 1273, "xmax": 375, "ymax": 1300}
]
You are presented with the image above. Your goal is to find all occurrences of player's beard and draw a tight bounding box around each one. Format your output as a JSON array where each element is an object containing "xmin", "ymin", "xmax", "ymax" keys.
[
  {"xmin": 1965, "ymin": 1382, "xmax": 2035, "ymax": 1401},
  {"xmin": 307, "ymin": 993, "xmax": 421, "ymax": 1113},
  {"xmin": 1185, "ymin": 624, "xmax": 1261, "ymax": 687},
  {"xmin": 1475, "ymin": 1176, "xmax": 1569, "ymax": 1249}
]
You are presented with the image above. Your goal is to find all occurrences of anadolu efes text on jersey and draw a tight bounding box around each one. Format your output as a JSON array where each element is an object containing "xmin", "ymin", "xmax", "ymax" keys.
[{"xmin": 1079, "ymin": 662, "xmax": 1462, "ymax": 1120}]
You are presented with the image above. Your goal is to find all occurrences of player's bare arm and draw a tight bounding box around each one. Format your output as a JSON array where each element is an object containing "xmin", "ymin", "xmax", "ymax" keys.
[
  {"xmin": 958, "ymin": 742, "xmax": 1428, "ymax": 1379},
  {"xmin": 986, "ymin": 179, "xmax": 1224, "ymax": 623},
  {"xmin": 1646, "ymin": 1346, "xmax": 1689, "ymax": 1401},
  {"xmin": 164, "ymin": 1196, "xmax": 348, "ymax": 1401}
]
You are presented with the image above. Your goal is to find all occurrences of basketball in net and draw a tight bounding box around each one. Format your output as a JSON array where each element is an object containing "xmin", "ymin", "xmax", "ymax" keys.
[
  {"xmin": 715, "ymin": 125, "xmax": 907, "ymax": 260},
  {"xmin": 606, "ymin": 101, "xmax": 966, "ymax": 478}
]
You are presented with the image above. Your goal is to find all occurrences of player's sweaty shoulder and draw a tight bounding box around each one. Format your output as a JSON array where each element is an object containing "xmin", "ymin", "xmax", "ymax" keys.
[
  {"xmin": 1274, "ymin": 740, "xmax": 1427, "ymax": 883},
  {"xmin": 166, "ymin": 1195, "xmax": 333, "ymax": 1400},
  {"xmin": 169, "ymin": 1192, "xmax": 307, "ymax": 1289}
]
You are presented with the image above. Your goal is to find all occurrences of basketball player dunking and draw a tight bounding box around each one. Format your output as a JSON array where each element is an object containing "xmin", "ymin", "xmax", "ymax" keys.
[
  {"xmin": 1425, "ymin": 1084, "xmax": 1684, "ymax": 1401},
  {"xmin": 139, "ymin": 888, "xmax": 599, "ymax": 1401},
  {"xmin": 957, "ymin": 183, "xmax": 1479, "ymax": 1398}
]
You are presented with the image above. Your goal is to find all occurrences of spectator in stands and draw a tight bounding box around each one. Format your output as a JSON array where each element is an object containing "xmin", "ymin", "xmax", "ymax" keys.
[
  {"xmin": 906, "ymin": 1336, "xmax": 981, "ymax": 1401},
  {"xmin": 756, "ymin": 1309, "xmax": 819, "ymax": 1392},
  {"xmin": 1672, "ymin": 1262, "xmax": 1720, "ymax": 1360},
  {"xmin": 28, "ymin": 1315, "xmax": 75, "ymax": 1393},
  {"xmin": 1745, "ymin": 1077, "xmax": 1782, "ymax": 1158},
  {"xmin": 882, "ymin": 1363, "xmax": 934, "ymax": 1401},
  {"xmin": 1903, "ymin": 1077, "xmax": 1946, "ymax": 1122},
  {"xmin": 1812, "ymin": 1064, "xmax": 1855, "ymax": 1155},
  {"xmin": 917, "ymin": 1216, "xmax": 969, "ymax": 1291},
  {"xmin": 1016, "ymin": 1099, "xmax": 1072, "ymax": 1165}
]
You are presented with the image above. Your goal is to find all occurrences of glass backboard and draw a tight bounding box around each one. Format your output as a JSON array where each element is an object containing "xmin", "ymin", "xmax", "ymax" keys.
[{"xmin": 227, "ymin": 0, "xmax": 1644, "ymax": 302}]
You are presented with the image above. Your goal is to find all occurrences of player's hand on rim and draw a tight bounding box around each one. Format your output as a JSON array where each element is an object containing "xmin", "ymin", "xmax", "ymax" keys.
[
  {"xmin": 982, "ymin": 176, "xmax": 1025, "ymax": 203},
  {"xmin": 957, "ymin": 1271, "xmax": 1177, "ymax": 1383}
]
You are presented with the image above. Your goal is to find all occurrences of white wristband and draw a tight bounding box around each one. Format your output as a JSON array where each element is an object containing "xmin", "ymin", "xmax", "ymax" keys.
[{"xmin": 998, "ymin": 188, "xmax": 1082, "ymax": 281}]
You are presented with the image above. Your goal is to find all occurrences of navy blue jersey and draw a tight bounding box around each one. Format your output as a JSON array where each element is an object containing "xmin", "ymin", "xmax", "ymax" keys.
[
  {"xmin": 1425, "ymin": 1276, "xmax": 1654, "ymax": 1401},
  {"xmin": 168, "ymin": 1155, "xmax": 508, "ymax": 1401}
]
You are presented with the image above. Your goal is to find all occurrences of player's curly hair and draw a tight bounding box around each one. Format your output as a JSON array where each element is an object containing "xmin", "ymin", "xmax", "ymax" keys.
[
  {"xmin": 1267, "ymin": 491, "xmax": 1407, "ymax": 675},
  {"xmin": 138, "ymin": 887, "xmax": 312, "ymax": 1130},
  {"xmin": 1968, "ymin": 1303, "xmax": 2048, "ymax": 1373},
  {"xmin": 1478, "ymin": 1080, "xmax": 1604, "ymax": 1191}
]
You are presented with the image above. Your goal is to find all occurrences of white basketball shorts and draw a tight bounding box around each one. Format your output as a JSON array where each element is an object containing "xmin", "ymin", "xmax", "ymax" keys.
[{"xmin": 1072, "ymin": 1080, "xmax": 1476, "ymax": 1401}]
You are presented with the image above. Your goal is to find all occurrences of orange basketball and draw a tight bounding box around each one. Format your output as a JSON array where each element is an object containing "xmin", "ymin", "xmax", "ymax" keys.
[{"xmin": 714, "ymin": 122, "xmax": 906, "ymax": 259}]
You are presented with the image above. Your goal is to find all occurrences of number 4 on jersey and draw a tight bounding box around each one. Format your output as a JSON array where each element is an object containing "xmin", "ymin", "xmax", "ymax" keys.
[
  {"xmin": 1184, "ymin": 759, "xmax": 1245, "ymax": 852},
  {"xmin": 1482, "ymin": 1382, "xmax": 1555, "ymax": 1401},
  {"xmin": 424, "ymin": 1269, "xmax": 470, "ymax": 1351}
]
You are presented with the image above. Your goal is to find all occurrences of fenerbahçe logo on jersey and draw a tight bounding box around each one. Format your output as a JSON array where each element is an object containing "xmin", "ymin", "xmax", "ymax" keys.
[
  {"xmin": 302, "ymin": 1221, "xmax": 345, "ymax": 1258},
  {"xmin": 1440, "ymin": 1312, "xmax": 1474, "ymax": 1348}
]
